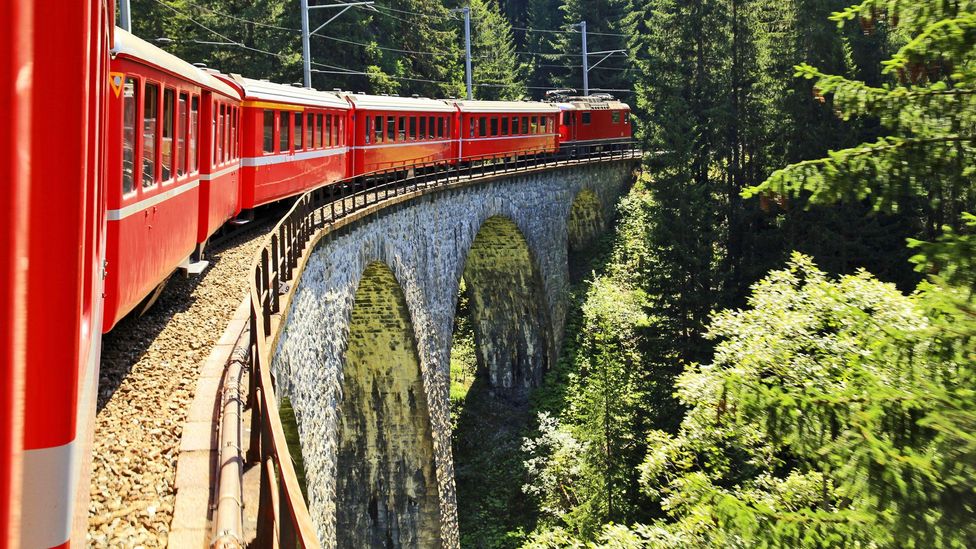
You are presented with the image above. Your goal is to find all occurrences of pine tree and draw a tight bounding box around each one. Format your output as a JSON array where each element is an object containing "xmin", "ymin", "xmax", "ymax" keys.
[
  {"xmin": 556, "ymin": 0, "xmax": 632, "ymax": 95},
  {"xmin": 471, "ymin": 0, "xmax": 527, "ymax": 100}
]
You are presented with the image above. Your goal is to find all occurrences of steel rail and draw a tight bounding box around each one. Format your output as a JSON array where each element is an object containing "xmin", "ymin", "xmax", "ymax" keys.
[{"xmin": 241, "ymin": 142, "xmax": 642, "ymax": 547}]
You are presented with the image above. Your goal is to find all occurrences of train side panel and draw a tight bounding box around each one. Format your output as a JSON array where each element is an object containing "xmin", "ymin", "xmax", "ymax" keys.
[
  {"xmin": 239, "ymin": 104, "xmax": 349, "ymax": 208},
  {"xmin": 0, "ymin": 1, "xmax": 32, "ymax": 546},
  {"xmin": 197, "ymin": 91, "xmax": 242, "ymax": 248},
  {"xmin": 104, "ymin": 57, "xmax": 202, "ymax": 330},
  {"xmin": 20, "ymin": 1, "xmax": 111, "ymax": 547}
]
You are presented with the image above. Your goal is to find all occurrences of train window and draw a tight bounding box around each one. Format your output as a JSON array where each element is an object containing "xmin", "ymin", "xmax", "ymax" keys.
[
  {"xmin": 419, "ymin": 117, "xmax": 426, "ymax": 141},
  {"xmin": 295, "ymin": 112, "xmax": 304, "ymax": 150},
  {"xmin": 334, "ymin": 115, "xmax": 341, "ymax": 146},
  {"xmin": 142, "ymin": 83, "xmax": 158, "ymax": 187},
  {"xmin": 232, "ymin": 107, "xmax": 238, "ymax": 160},
  {"xmin": 122, "ymin": 78, "xmax": 138, "ymax": 194},
  {"xmin": 263, "ymin": 110, "xmax": 274, "ymax": 154},
  {"xmin": 582, "ymin": 111, "xmax": 591, "ymax": 125},
  {"xmin": 530, "ymin": 116, "xmax": 537, "ymax": 134},
  {"xmin": 306, "ymin": 113, "xmax": 313, "ymax": 149},
  {"xmin": 489, "ymin": 117, "xmax": 497, "ymax": 137},
  {"xmin": 280, "ymin": 111, "xmax": 291, "ymax": 153},
  {"xmin": 224, "ymin": 105, "xmax": 231, "ymax": 162},
  {"xmin": 177, "ymin": 92, "xmax": 187, "ymax": 177},
  {"xmin": 162, "ymin": 88, "xmax": 175, "ymax": 181},
  {"xmin": 397, "ymin": 116, "xmax": 406, "ymax": 142},
  {"xmin": 478, "ymin": 117, "xmax": 487, "ymax": 137},
  {"xmin": 216, "ymin": 104, "xmax": 224, "ymax": 165},
  {"xmin": 611, "ymin": 110, "xmax": 621, "ymax": 124},
  {"xmin": 438, "ymin": 117, "xmax": 445, "ymax": 139},
  {"xmin": 511, "ymin": 116, "xmax": 519, "ymax": 135},
  {"xmin": 325, "ymin": 115, "xmax": 332, "ymax": 147},
  {"xmin": 374, "ymin": 115, "xmax": 383, "ymax": 144},
  {"xmin": 562, "ymin": 112, "xmax": 571, "ymax": 126},
  {"xmin": 501, "ymin": 117, "xmax": 509, "ymax": 136},
  {"xmin": 317, "ymin": 113, "xmax": 324, "ymax": 147},
  {"xmin": 408, "ymin": 117, "xmax": 416, "ymax": 141},
  {"xmin": 190, "ymin": 96, "xmax": 199, "ymax": 171},
  {"xmin": 469, "ymin": 118, "xmax": 475, "ymax": 139},
  {"xmin": 624, "ymin": 112, "xmax": 630, "ymax": 124},
  {"xmin": 521, "ymin": 116, "xmax": 529, "ymax": 135},
  {"xmin": 428, "ymin": 116, "xmax": 435, "ymax": 139},
  {"xmin": 365, "ymin": 116, "xmax": 371, "ymax": 144},
  {"xmin": 387, "ymin": 116, "xmax": 396, "ymax": 142}
]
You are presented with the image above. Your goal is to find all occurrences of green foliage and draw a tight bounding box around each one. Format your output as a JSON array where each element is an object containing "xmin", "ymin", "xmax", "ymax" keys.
[
  {"xmin": 746, "ymin": 0, "xmax": 976, "ymax": 229},
  {"xmin": 471, "ymin": 0, "xmax": 527, "ymax": 99}
]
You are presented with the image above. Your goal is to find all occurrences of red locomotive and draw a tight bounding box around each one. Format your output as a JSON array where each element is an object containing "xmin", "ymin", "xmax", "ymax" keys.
[
  {"xmin": 548, "ymin": 90, "xmax": 632, "ymax": 154},
  {"xmin": 1, "ymin": 15, "xmax": 631, "ymax": 547}
]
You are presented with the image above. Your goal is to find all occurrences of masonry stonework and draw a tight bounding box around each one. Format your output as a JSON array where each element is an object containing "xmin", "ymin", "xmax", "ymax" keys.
[{"xmin": 270, "ymin": 161, "xmax": 635, "ymax": 548}]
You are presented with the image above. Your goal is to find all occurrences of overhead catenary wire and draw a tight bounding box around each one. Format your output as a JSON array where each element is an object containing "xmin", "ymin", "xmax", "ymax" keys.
[
  {"xmin": 148, "ymin": 0, "xmax": 634, "ymax": 96},
  {"xmin": 155, "ymin": 0, "xmax": 628, "ymax": 61}
]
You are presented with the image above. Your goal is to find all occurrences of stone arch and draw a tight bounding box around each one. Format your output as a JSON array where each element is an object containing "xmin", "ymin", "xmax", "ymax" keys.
[
  {"xmin": 456, "ymin": 215, "xmax": 552, "ymax": 398},
  {"xmin": 566, "ymin": 187, "xmax": 606, "ymax": 253},
  {"xmin": 335, "ymin": 261, "xmax": 441, "ymax": 548}
]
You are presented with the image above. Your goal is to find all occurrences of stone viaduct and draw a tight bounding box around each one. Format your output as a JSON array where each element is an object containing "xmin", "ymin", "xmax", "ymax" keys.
[{"xmin": 268, "ymin": 159, "xmax": 636, "ymax": 547}]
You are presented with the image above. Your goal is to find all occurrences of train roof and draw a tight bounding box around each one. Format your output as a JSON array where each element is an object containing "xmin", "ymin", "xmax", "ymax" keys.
[
  {"xmin": 342, "ymin": 93, "xmax": 457, "ymax": 113},
  {"xmin": 111, "ymin": 28, "xmax": 240, "ymax": 99},
  {"xmin": 229, "ymin": 76, "xmax": 350, "ymax": 109},
  {"xmin": 560, "ymin": 98, "xmax": 631, "ymax": 111},
  {"xmin": 448, "ymin": 100, "xmax": 561, "ymax": 114}
]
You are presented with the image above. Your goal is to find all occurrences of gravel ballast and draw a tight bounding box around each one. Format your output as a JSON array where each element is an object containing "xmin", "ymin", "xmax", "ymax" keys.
[{"xmin": 88, "ymin": 222, "xmax": 272, "ymax": 548}]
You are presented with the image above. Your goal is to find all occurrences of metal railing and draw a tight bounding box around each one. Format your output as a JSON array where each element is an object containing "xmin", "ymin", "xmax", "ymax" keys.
[{"xmin": 242, "ymin": 142, "xmax": 641, "ymax": 547}]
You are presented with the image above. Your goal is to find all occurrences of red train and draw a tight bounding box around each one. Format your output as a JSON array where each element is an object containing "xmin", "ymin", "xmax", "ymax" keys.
[
  {"xmin": 98, "ymin": 32, "xmax": 629, "ymax": 333},
  {"xmin": 2, "ymin": 16, "xmax": 629, "ymax": 547}
]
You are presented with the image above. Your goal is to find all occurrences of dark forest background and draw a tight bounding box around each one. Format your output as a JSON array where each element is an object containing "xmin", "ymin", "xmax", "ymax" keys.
[{"xmin": 130, "ymin": 1, "xmax": 976, "ymax": 546}]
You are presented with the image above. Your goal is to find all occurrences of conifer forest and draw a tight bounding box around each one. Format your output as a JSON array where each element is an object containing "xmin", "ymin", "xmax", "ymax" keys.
[{"xmin": 133, "ymin": 0, "xmax": 976, "ymax": 546}]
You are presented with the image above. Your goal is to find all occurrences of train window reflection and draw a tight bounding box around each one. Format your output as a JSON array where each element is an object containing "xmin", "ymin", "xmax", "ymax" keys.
[
  {"xmin": 122, "ymin": 78, "xmax": 138, "ymax": 194},
  {"xmin": 190, "ymin": 96, "xmax": 199, "ymax": 171},
  {"xmin": 177, "ymin": 92, "xmax": 187, "ymax": 177},
  {"xmin": 280, "ymin": 111, "xmax": 291, "ymax": 153},
  {"xmin": 162, "ymin": 88, "xmax": 174, "ymax": 181},
  {"xmin": 142, "ymin": 83, "xmax": 158, "ymax": 187},
  {"xmin": 263, "ymin": 110, "xmax": 274, "ymax": 154}
]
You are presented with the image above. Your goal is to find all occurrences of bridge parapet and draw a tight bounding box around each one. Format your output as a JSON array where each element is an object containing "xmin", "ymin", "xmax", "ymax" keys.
[{"xmin": 242, "ymin": 146, "xmax": 640, "ymax": 548}]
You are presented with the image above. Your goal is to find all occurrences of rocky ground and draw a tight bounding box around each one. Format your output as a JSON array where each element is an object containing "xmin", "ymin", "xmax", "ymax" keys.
[{"xmin": 87, "ymin": 220, "xmax": 273, "ymax": 548}]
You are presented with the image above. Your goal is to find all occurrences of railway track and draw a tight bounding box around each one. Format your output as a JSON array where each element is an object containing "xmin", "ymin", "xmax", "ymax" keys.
[{"xmin": 87, "ymin": 211, "xmax": 277, "ymax": 548}]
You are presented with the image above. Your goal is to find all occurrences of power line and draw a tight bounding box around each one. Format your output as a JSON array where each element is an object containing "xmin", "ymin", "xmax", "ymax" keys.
[
  {"xmin": 512, "ymin": 25, "xmax": 629, "ymax": 37},
  {"xmin": 148, "ymin": 0, "xmax": 632, "ymax": 96},
  {"xmin": 150, "ymin": 0, "xmax": 291, "ymax": 61},
  {"xmin": 175, "ymin": 0, "xmax": 460, "ymax": 58}
]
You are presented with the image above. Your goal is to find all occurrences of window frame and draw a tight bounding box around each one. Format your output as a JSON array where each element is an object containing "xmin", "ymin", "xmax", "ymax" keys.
[
  {"xmin": 279, "ymin": 110, "xmax": 292, "ymax": 154},
  {"xmin": 142, "ymin": 81, "xmax": 160, "ymax": 189},
  {"xmin": 262, "ymin": 109, "xmax": 275, "ymax": 155},
  {"xmin": 122, "ymin": 76, "xmax": 139, "ymax": 196},
  {"xmin": 161, "ymin": 87, "xmax": 176, "ymax": 182}
]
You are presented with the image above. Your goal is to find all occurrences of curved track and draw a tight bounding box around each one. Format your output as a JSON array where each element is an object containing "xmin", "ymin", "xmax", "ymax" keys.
[{"xmin": 87, "ymin": 218, "xmax": 274, "ymax": 547}]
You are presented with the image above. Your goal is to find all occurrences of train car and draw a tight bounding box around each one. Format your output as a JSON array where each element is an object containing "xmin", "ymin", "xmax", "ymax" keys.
[
  {"xmin": 451, "ymin": 100, "xmax": 561, "ymax": 162},
  {"xmin": 221, "ymin": 76, "xmax": 350, "ymax": 209},
  {"xmin": 196, "ymin": 71, "xmax": 243, "ymax": 260},
  {"xmin": 344, "ymin": 93, "xmax": 457, "ymax": 175},
  {"xmin": 552, "ymin": 94, "xmax": 632, "ymax": 153},
  {"xmin": 0, "ymin": 4, "xmax": 32, "ymax": 545},
  {"xmin": 1, "ymin": 0, "xmax": 113, "ymax": 547},
  {"xmin": 104, "ymin": 29, "xmax": 242, "ymax": 331}
]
